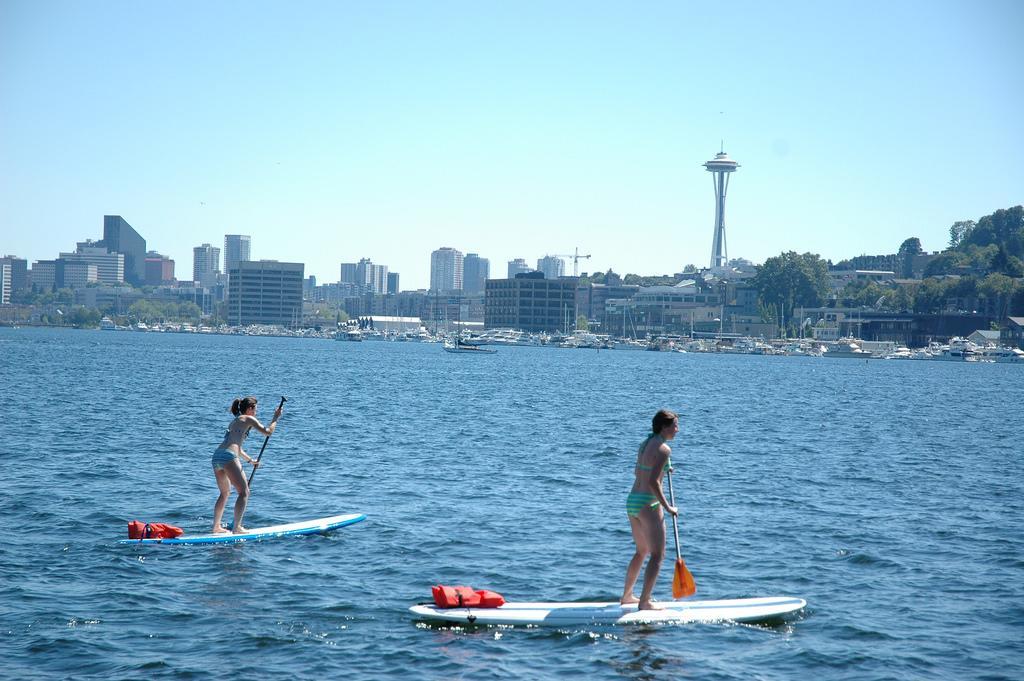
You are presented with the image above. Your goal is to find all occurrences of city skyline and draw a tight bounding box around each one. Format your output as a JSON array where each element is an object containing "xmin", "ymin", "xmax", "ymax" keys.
[{"xmin": 2, "ymin": 2, "xmax": 1022, "ymax": 289}]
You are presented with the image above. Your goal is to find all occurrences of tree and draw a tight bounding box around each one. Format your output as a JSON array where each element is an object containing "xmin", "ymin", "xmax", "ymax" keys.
[
  {"xmin": 979, "ymin": 273, "xmax": 1017, "ymax": 319},
  {"xmin": 751, "ymin": 252, "xmax": 830, "ymax": 325},
  {"xmin": 576, "ymin": 314, "xmax": 589, "ymax": 331},
  {"xmin": 896, "ymin": 237, "xmax": 923, "ymax": 278},
  {"xmin": 949, "ymin": 220, "xmax": 975, "ymax": 249},
  {"xmin": 990, "ymin": 244, "xmax": 1024, "ymax": 277}
]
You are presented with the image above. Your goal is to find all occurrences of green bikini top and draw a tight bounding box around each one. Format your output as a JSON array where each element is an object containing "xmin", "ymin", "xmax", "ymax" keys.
[{"xmin": 636, "ymin": 433, "xmax": 672, "ymax": 472}]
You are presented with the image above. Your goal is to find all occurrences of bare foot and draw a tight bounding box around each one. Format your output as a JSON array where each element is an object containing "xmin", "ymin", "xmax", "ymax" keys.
[
  {"xmin": 232, "ymin": 526, "xmax": 249, "ymax": 534},
  {"xmin": 620, "ymin": 595, "xmax": 640, "ymax": 605},
  {"xmin": 638, "ymin": 600, "xmax": 665, "ymax": 611},
  {"xmin": 212, "ymin": 527, "xmax": 230, "ymax": 534}
]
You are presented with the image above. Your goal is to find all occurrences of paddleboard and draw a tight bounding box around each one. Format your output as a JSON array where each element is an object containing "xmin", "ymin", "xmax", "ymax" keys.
[
  {"xmin": 410, "ymin": 596, "xmax": 806, "ymax": 626},
  {"xmin": 119, "ymin": 513, "xmax": 366, "ymax": 545}
]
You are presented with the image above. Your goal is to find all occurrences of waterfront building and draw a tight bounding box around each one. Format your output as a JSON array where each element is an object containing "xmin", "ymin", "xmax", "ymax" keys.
[
  {"xmin": 484, "ymin": 271, "xmax": 578, "ymax": 333},
  {"xmin": 223, "ymin": 234, "xmax": 251, "ymax": 276},
  {"xmin": 387, "ymin": 272, "xmax": 400, "ymax": 295},
  {"xmin": 227, "ymin": 260, "xmax": 304, "ymax": 327},
  {"xmin": 704, "ymin": 149, "xmax": 740, "ymax": 270},
  {"xmin": 537, "ymin": 255, "xmax": 565, "ymax": 280},
  {"xmin": 507, "ymin": 258, "xmax": 532, "ymax": 279},
  {"xmin": 58, "ymin": 246, "xmax": 124, "ymax": 285},
  {"xmin": 144, "ymin": 252, "xmax": 175, "ymax": 285},
  {"xmin": 463, "ymin": 253, "xmax": 489, "ymax": 294},
  {"xmin": 0, "ymin": 256, "xmax": 28, "ymax": 295},
  {"xmin": 827, "ymin": 269, "xmax": 896, "ymax": 292},
  {"xmin": 604, "ymin": 281, "xmax": 725, "ymax": 337},
  {"xmin": 102, "ymin": 215, "xmax": 146, "ymax": 286},
  {"xmin": 430, "ymin": 247, "xmax": 463, "ymax": 292},
  {"xmin": 193, "ymin": 243, "xmax": 221, "ymax": 287},
  {"xmin": 576, "ymin": 282, "xmax": 641, "ymax": 331}
]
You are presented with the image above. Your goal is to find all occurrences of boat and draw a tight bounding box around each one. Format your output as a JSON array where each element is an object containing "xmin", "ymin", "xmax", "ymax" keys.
[
  {"xmin": 822, "ymin": 338, "xmax": 871, "ymax": 358},
  {"xmin": 335, "ymin": 328, "xmax": 363, "ymax": 342},
  {"xmin": 443, "ymin": 339, "xmax": 497, "ymax": 354},
  {"xmin": 99, "ymin": 317, "xmax": 116, "ymax": 331},
  {"xmin": 932, "ymin": 337, "xmax": 980, "ymax": 361}
]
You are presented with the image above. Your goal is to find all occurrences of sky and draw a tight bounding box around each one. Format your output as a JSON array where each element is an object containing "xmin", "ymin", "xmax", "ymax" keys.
[{"xmin": 2, "ymin": 1, "xmax": 1022, "ymax": 289}]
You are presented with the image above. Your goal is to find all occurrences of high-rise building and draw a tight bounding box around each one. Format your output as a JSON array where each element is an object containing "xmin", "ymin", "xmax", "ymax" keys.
[
  {"xmin": 224, "ymin": 235, "xmax": 251, "ymax": 275},
  {"xmin": 193, "ymin": 243, "xmax": 221, "ymax": 287},
  {"xmin": 0, "ymin": 256, "xmax": 28, "ymax": 295},
  {"xmin": 463, "ymin": 253, "xmax": 489, "ymax": 294},
  {"xmin": 340, "ymin": 258, "xmax": 389, "ymax": 293},
  {"xmin": 704, "ymin": 149, "xmax": 740, "ymax": 270},
  {"xmin": 227, "ymin": 260, "xmax": 304, "ymax": 327},
  {"xmin": 507, "ymin": 258, "xmax": 532, "ymax": 279},
  {"xmin": 387, "ymin": 272, "xmax": 400, "ymax": 294},
  {"xmin": 102, "ymin": 215, "xmax": 146, "ymax": 286},
  {"xmin": 59, "ymin": 246, "xmax": 124, "ymax": 284},
  {"xmin": 430, "ymin": 247, "xmax": 463, "ymax": 292},
  {"xmin": 144, "ymin": 251, "xmax": 175, "ymax": 285},
  {"xmin": 0, "ymin": 262, "xmax": 10, "ymax": 304},
  {"xmin": 537, "ymin": 255, "xmax": 565, "ymax": 279}
]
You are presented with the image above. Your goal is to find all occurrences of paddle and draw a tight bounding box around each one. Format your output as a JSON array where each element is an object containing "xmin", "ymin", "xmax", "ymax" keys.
[
  {"xmin": 247, "ymin": 396, "xmax": 287, "ymax": 488},
  {"xmin": 666, "ymin": 470, "xmax": 696, "ymax": 598}
]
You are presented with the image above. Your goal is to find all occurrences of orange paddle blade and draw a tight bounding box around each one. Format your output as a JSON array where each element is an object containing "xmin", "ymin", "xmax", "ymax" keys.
[{"xmin": 672, "ymin": 557, "xmax": 696, "ymax": 598}]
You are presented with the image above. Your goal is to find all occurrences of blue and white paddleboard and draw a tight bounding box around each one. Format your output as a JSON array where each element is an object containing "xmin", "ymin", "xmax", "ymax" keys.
[
  {"xmin": 119, "ymin": 513, "xmax": 366, "ymax": 545},
  {"xmin": 410, "ymin": 596, "xmax": 806, "ymax": 626}
]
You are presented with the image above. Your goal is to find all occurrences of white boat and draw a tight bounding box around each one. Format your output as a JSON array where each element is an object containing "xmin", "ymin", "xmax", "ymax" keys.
[
  {"xmin": 932, "ymin": 337, "xmax": 980, "ymax": 361},
  {"xmin": 822, "ymin": 338, "xmax": 871, "ymax": 358},
  {"xmin": 977, "ymin": 345, "xmax": 1024, "ymax": 363},
  {"xmin": 99, "ymin": 317, "xmax": 116, "ymax": 331},
  {"xmin": 335, "ymin": 328, "xmax": 363, "ymax": 342}
]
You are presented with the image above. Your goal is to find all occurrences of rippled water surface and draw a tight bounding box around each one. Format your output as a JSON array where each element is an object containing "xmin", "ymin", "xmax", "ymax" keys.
[{"xmin": 2, "ymin": 327, "xmax": 1022, "ymax": 679}]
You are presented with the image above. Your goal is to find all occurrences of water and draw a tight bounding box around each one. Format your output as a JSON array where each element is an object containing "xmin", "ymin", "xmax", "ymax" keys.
[{"xmin": 1, "ymin": 327, "xmax": 1022, "ymax": 680}]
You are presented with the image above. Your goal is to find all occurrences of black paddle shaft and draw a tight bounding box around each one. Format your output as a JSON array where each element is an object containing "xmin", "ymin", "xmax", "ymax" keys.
[{"xmin": 247, "ymin": 396, "xmax": 287, "ymax": 487}]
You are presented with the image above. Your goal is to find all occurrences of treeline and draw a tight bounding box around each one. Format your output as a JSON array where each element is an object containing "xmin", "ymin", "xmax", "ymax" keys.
[{"xmin": 752, "ymin": 206, "xmax": 1024, "ymax": 326}]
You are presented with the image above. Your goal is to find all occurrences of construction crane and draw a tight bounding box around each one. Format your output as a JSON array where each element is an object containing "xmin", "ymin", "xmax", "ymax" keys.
[{"xmin": 551, "ymin": 247, "xmax": 592, "ymax": 277}]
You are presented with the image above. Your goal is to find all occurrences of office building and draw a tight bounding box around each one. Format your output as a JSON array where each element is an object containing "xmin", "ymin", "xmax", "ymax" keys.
[
  {"xmin": 463, "ymin": 253, "xmax": 489, "ymax": 294},
  {"xmin": 193, "ymin": 243, "xmax": 221, "ymax": 287},
  {"xmin": 227, "ymin": 260, "xmax": 304, "ymax": 327},
  {"xmin": 59, "ymin": 246, "xmax": 124, "ymax": 284},
  {"xmin": 102, "ymin": 215, "xmax": 146, "ymax": 286},
  {"xmin": 144, "ymin": 252, "xmax": 175, "ymax": 285},
  {"xmin": 484, "ymin": 271, "xmax": 578, "ymax": 333},
  {"xmin": 60, "ymin": 261, "xmax": 99, "ymax": 288},
  {"xmin": 537, "ymin": 255, "xmax": 565, "ymax": 279},
  {"xmin": 387, "ymin": 272, "xmax": 400, "ymax": 294},
  {"xmin": 224, "ymin": 234, "xmax": 251, "ymax": 275},
  {"xmin": 507, "ymin": 258, "xmax": 532, "ymax": 278},
  {"xmin": 0, "ymin": 256, "xmax": 28, "ymax": 295},
  {"xmin": 31, "ymin": 261, "xmax": 57, "ymax": 291}
]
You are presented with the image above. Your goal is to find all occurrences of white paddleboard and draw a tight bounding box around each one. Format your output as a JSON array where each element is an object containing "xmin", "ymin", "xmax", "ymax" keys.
[
  {"xmin": 119, "ymin": 513, "xmax": 366, "ymax": 545},
  {"xmin": 410, "ymin": 596, "xmax": 806, "ymax": 626}
]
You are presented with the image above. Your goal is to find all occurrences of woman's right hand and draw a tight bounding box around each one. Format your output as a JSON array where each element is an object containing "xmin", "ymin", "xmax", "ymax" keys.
[{"xmin": 665, "ymin": 505, "xmax": 679, "ymax": 517}]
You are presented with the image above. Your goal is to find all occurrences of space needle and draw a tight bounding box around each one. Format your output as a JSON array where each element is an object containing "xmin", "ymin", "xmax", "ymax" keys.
[{"xmin": 703, "ymin": 147, "xmax": 740, "ymax": 270}]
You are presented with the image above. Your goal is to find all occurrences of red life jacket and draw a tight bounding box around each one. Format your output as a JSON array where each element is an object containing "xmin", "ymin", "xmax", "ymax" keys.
[
  {"xmin": 432, "ymin": 585, "xmax": 505, "ymax": 609},
  {"xmin": 127, "ymin": 520, "xmax": 184, "ymax": 540}
]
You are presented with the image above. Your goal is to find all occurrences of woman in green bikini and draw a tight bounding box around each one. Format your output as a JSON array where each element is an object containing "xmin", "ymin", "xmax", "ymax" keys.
[{"xmin": 621, "ymin": 409, "xmax": 679, "ymax": 610}]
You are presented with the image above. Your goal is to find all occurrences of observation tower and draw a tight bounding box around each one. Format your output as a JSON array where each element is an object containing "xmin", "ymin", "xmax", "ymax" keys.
[{"xmin": 703, "ymin": 148, "xmax": 740, "ymax": 269}]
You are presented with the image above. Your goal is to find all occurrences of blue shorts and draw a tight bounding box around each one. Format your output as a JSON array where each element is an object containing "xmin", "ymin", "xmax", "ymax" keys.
[{"xmin": 212, "ymin": 448, "xmax": 239, "ymax": 470}]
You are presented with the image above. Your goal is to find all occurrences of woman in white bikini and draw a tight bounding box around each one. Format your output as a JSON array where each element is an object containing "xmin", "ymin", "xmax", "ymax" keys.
[{"xmin": 211, "ymin": 396, "xmax": 283, "ymax": 533}]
